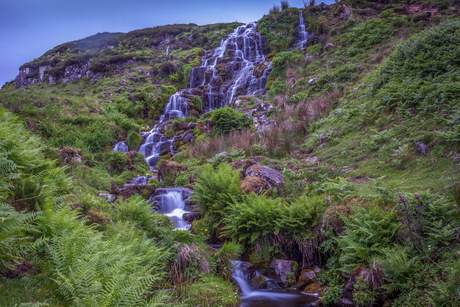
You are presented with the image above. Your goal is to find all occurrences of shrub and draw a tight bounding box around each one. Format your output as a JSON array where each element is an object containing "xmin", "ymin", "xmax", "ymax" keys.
[
  {"xmin": 126, "ymin": 130, "xmax": 142, "ymax": 151},
  {"xmin": 192, "ymin": 163, "xmax": 242, "ymax": 220},
  {"xmin": 336, "ymin": 205, "xmax": 400, "ymax": 272},
  {"xmin": 209, "ymin": 107, "xmax": 250, "ymax": 134}
]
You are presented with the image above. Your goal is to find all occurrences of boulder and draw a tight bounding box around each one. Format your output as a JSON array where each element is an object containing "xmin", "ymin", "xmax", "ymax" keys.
[
  {"xmin": 240, "ymin": 176, "xmax": 272, "ymax": 195},
  {"xmin": 267, "ymin": 260, "xmax": 298, "ymax": 287},
  {"xmin": 244, "ymin": 164, "xmax": 285, "ymax": 188},
  {"xmin": 249, "ymin": 275, "xmax": 268, "ymax": 290}
]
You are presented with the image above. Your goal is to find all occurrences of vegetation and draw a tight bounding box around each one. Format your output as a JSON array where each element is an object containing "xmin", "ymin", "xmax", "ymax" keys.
[{"xmin": 1, "ymin": 0, "xmax": 460, "ymax": 306}]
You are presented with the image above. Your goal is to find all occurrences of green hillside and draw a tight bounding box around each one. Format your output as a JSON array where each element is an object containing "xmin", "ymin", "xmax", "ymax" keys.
[{"xmin": 1, "ymin": 0, "xmax": 459, "ymax": 306}]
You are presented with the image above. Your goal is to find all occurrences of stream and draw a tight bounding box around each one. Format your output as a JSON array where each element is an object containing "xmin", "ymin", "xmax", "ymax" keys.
[{"xmin": 115, "ymin": 14, "xmax": 317, "ymax": 306}]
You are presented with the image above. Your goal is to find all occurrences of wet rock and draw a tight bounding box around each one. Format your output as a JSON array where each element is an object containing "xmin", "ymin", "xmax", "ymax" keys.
[
  {"xmin": 267, "ymin": 260, "xmax": 299, "ymax": 287},
  {"xmin": 240, "ymin": 176, "xmax": 272, "ymax": 195},
  {"xmin": 244, "ymin": 164, "xmax": 285, "ymax": 189},
  {"xmin": 249, "ymin": 275, "xmax": 268, "ymax": 290},
  {"xmin": 183, "ymin": 212, "xmax": 202, "ymax": 223},
  {"xmin": 157, "ymin": 160, "xmax": 187, "ymax": 182}
]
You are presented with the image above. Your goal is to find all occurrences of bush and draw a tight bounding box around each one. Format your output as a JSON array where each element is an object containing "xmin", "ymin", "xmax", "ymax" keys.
[
  {"xmin": 126, "ymin": 130, "xmax": 142, "ymax": 151},
  {"xmin": 192, "ymin": 163, "xmax": 242, "ymax": 230},
  {"xmin": 209, "ymin": 107, "xmax": 250, "ymax": 134}
]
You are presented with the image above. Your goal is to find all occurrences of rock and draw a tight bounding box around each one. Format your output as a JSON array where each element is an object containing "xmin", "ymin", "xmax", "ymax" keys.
[
  {"xmin": 415, "ymin": 141, "xmax": 428, "ymax": 155},
  {"xmin": 157, "ymin": 160, "xmax": 187, "ymax": 182},
  {"xmin": 244, "ymin": 164, "xmax": 285, "ymax": 189},
  {"xmin": 249, "ymin": 275, "xmax": 268, "ymax": 290},
  {"xmin": 240, "ymin": 176, "xmax": 272, "ymax": 195},
  {"xmin": 308, "ymin": 76, "xmax": 320, "ymax": 85},
  {"xmin": 58, "ymin": 147, "xmax": 82, "ymax": 164},
  {"xmin": 295, "ymin": 269, "xmax": 317, "ymax": 288},
  {"xmin": 183, "ymin": 212, "xmax": 202, "ymax": 223},
  {"xmin": 267, "ymin": 260, "xmax": 299, "ymax": 287}
]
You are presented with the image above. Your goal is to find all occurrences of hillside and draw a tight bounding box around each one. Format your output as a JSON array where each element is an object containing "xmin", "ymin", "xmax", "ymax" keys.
[{"xmin": 1, "ymin": 0, "xmax": 460, "ymax": 306}]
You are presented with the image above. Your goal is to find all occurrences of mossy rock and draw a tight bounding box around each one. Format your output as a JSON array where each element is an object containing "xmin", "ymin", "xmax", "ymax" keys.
[{"xmin": 240, "ymin": 176, "xmax": 272, "ymax": 195}]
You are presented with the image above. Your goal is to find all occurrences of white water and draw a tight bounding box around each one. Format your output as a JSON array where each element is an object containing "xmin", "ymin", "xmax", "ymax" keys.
[
  {"xmin": 231, "ymin": 261, "xmax": 318, "ymax": 307},
  {"xmin": 296, "ymin": 11, "xmax": 309, "ymax": 50},
  {"xmin": 151, "ymin": 190, "xmax": 191, "ymax": 230},
  {"xmin": 132, "ymin": 22, "xmax": 270, "ymax": 167}
]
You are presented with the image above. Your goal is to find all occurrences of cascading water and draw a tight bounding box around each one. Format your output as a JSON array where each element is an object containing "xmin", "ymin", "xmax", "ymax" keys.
[
  {"xmin": 295, "ymin": 11, "xmax": 309, "ymax": 50},
  {"xmin": 149, "ymin": 188, "xmax": 193, "ymax": 230},
  {"xmin": 124, "ymin": 22, "xmax": 270, "ymax": 167},
  {"xmin": 231, "ymin": 261, "xmax": 319, "ymax": 307}
]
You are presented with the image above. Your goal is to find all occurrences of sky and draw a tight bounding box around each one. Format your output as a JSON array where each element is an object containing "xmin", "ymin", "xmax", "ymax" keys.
[{"xmin": 0, "ymin": 0, "xmax": 334, "ymax": 87}]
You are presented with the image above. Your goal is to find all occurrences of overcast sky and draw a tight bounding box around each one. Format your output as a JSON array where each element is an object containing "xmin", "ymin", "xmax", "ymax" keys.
[{"xmin": 0, "ymin": 0, "xmax": 334, "ymax": 87}]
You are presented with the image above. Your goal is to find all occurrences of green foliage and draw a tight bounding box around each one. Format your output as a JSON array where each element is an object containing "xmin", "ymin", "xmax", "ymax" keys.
[
  {"xmin": 258, "ymin": 8, "xmax": 299, "ymax": 52},
  {"xmin": 216, "ymin": 241, "xmax": 243, "ymax": 280},
  {"xmin": 192, "ymin": 163, "xmax": 242, "ymax": 218},
  {"xmin": 0, "ymin": 203, "xmax": 37, "ymax": 270},
  {"xmin": 222, "ymin": 194, "xmax": 326, "ymax": 244},
  {"xmin": 39, "ymin": 207, "xmax": 169, "ymax": 306},
  {"xmin": 111, "ymin": 196, "xmax": 175, "ymax": 242},
  {"xmin": 209, "ymin": 107, "xmax": 250, "ymax": 134},
  {"xmin": 372, "ymin": 20, "xmax": 460, "ymax": 117},
  {"xmin": 397, "ymin": 193, "xmax": 460, "ymax": 259},
  {"xmin": 184, "ymin": 275, "xmax": 240, "ymax": 307},
  {"xmin": 126, "ymin": 131, "xmax": 142, "ymax": 151},
  {"xmin": 336, "ymin": 205, "xmax": 400, "ymax": 272}
]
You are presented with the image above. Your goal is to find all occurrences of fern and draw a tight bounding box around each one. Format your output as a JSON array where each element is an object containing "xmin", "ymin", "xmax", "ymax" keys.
[
  {"xmin": 336, "ymin": 205, "xmax": 400, "ymax": 272},
  {"xmin": 40, "ymin": 208, "xmax": 170, "ymax": 306},
  {"xmin": 0, "ymin": 203, "xmax": 37, "ymax": 269}
]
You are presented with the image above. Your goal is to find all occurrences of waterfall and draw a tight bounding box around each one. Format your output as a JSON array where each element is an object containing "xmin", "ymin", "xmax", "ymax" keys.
[
  {"xmin": 231, "ymin": 261, "xmax": 319, "ymax": 306},
  {"xmin": 150, "ymin": 188, "xmax": 192, "ymax": 230},
  {"xmin": 133, "ymin": 22, "xmax": 270, "ymax": 167},
  {"xmin": 296, "ymin": 11, "xmax": 309, "ymax": 50}
]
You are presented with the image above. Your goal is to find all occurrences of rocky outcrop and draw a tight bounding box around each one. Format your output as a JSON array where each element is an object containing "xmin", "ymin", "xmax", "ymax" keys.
[
  {"xmin": 14, "ymin": 59, "xmax": 135, "ymax": 87},
  {"xmin": 267, "ymin": 260, "xmax": 298, "ymax": 287}
]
